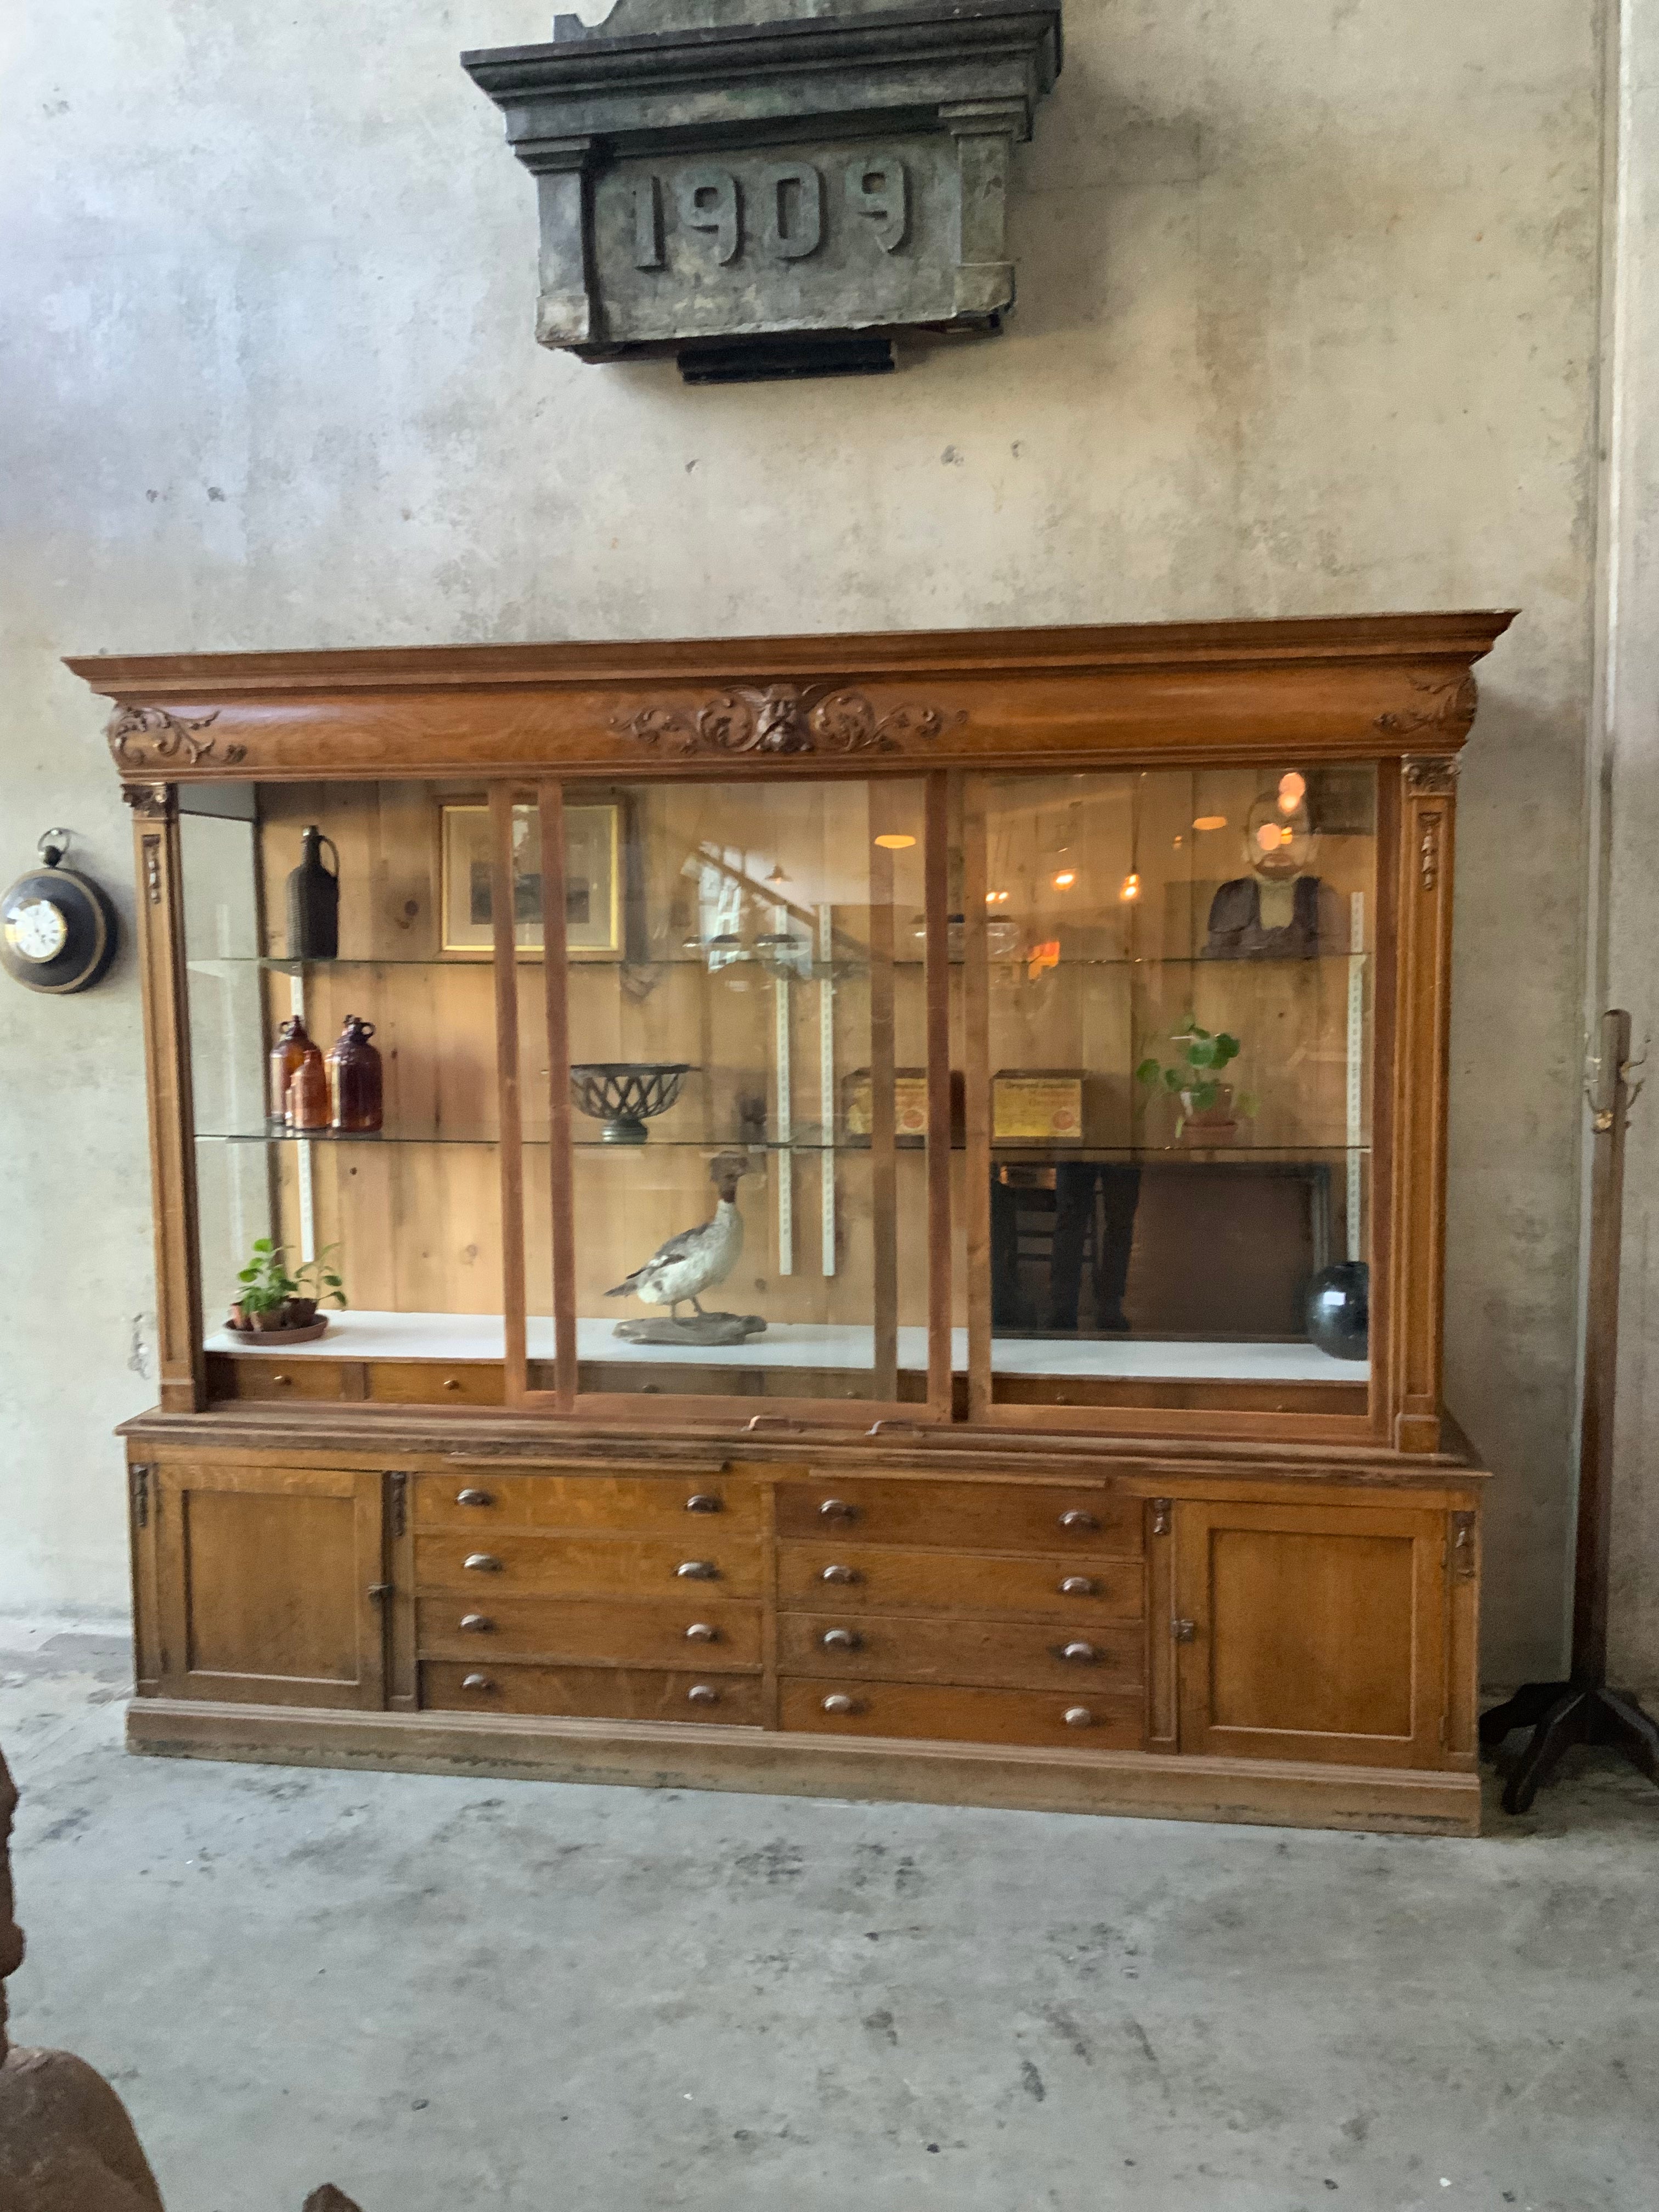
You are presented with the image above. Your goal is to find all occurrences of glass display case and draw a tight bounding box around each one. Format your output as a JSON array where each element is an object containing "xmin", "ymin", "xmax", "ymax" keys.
[{"xmin": 172, "ymin": 755, "xmax": 1383, "ymax": 1429}]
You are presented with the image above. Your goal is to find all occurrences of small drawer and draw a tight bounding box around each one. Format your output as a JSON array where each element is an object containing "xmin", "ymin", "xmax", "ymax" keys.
[
  {"xmin": 777, "ymin": 1543, "xmax": 1143, "ymax": 1623},
  {"xmin": 780, "ymin": 1677, "xmax": 1141, "ymax": 1750},
  {"xmin": 208, "ymin": 1356, "xmax": 345, "ymax": 1403},
  {"xmin": 414, "ymin": 1471, "xmax": 759, "ymax": 1534},
  {"xmin": 369, "ymin": 1363, "xmax": 505, "ymax": 1407},
  {"xmin": 414, "ymin": 1531, "xmax": 764, "ymax": 1600},
  {"xmin": 777, "ymin": 1477, "xmax": 1142, "ymax": 1558},
  {"xmin": 416, "ymin": 1594, "xmax": 763, "ymax": 1670},
  {"xmin": 777, "ymin": 1611, "xmax": 1144, "ymax": 1694},
  {"xmin": 421, "ymin": 1662, "xmax": 763, "ymax": 1725}
]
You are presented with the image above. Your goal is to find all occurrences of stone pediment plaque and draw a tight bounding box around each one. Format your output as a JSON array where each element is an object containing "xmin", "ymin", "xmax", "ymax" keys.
[{"xmin": 462, "ymin": 0, "xmax": 1062, "ymax": 380}]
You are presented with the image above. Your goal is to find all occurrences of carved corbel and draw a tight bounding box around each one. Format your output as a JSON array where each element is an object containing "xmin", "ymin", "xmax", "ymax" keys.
[
  {"xmin": 939, "ymin": 99, "xmax": 1028, "ymax": 321},
  {"xmin": 120, "ymin": 781, "xmax": 176, "ymax": 821},
  {"xmin": 519, "ymin": 134, "xmax": 603, "ymax": 349},
  {"xmin": 1402, "ymin": 754, "xmax": 1459, "ymax": 797}
]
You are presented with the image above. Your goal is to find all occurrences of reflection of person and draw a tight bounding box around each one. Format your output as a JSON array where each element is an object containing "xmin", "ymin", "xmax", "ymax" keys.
[
  {"xmin": 1048, "ymin": 1163, "xmax": 1141, "ymax": 1332},
  {"xmin": 1204, "ymin": 789, "xmax": 1345, "ymax": 959}
]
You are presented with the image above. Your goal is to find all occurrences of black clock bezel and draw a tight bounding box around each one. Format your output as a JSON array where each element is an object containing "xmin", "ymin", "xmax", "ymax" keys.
[{"xmin": 0, "ymin": 864, "xmax": 119, "ymax": 994}]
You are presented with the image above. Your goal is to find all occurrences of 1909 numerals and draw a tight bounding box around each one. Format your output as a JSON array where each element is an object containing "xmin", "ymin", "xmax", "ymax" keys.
[{"xmin": 632, "ymin": 156, "xmax": 910, "ymax": 270}]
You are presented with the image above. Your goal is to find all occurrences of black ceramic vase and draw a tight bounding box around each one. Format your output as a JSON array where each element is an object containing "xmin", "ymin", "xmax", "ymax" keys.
[
  {"xmin": 1305, "ymin": 1261, "xmax": 1369, "ymax": 1361},
  {"xmin": 286, "ymin": 826, "xmax": 340, "ymax": 961}
]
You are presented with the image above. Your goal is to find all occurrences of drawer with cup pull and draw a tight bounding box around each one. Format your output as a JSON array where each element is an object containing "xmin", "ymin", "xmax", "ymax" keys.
[
  {"xmin": 779, "ymin": 1677, "xmax": 1142, "ymax": 1750},
  {"xmin": 421, "ymin": 1662, "xmax": 764, "ymax": 1724},
  {"xmin": 776, "ymin": 1478, "xmax": 1142, "ymax": 1557},
  {"xmin": 777, "ymin": 1611, "xmax": 1144, "ymax": 1694},
  {"xmin": 208, "ymin": 1355, "xmax": 348, "ymax": 1403},
  {"xmin": 368, "ymin": 1362, "xmax": 505, "ymax": 1407},
  {"xmin": 416, "ymin": 1594, "xmax": 763, "ymax": 1670},
  {"xmin": 776, "ymin": 1543, "xmax": 1143, "ymax": 1622},
  {"xmin": 412, "ymin": 1471, "xmax": 759, "ymax": 1533},
  {"xmin": 414, "ymin": 1531, "xmax": 764, "ymax": 1599}
]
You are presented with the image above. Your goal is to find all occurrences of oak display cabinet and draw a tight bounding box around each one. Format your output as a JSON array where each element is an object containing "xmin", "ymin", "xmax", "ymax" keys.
[{"xmin": 80, "ymin": 612, "xmax": 1508, "ymax": 1834}]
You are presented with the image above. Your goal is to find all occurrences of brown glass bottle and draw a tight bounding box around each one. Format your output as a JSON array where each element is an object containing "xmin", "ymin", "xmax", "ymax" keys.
[
  {"xmin": 327, "ymin": 1015, "xmax": 383, "ymax": 1133},
  {"xmin": 286, "ymin": 1043, "xmax": 330, "ymax": 1132},
  {"xmin": 268, "ymin": 1016, "xmax": 313, "ymax": 1124}
]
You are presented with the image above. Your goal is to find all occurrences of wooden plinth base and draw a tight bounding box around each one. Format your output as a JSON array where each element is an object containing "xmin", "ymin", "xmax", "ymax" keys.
[{"xmin": 126, "ymin": 1699, "xmax": 1481, "ymax": 1837}]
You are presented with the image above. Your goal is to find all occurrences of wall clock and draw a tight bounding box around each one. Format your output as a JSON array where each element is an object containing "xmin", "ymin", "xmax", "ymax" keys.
[{"xmin": 1, "ymin": 830, "xmax": 119, "ymax": 994}]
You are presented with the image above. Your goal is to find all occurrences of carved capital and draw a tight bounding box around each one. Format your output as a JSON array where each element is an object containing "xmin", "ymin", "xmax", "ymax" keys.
[
  {"xmin": 614, "ymin": 683, "xmax": 964, "ymax": 760},
  {"xmin": 108, "ymin": 702, "xmax": 244, "ymax": 772},
  {"xmin": 1376, "ymin": 672, "xmax": 1478, "ymax": 743},
  {"xmin": 1402, "ymin": 755, "xmax": 1460, "ymax": 798},
  {"xmin": 121, "ymin": 781, "xmax": 176, "ymax": 821}
]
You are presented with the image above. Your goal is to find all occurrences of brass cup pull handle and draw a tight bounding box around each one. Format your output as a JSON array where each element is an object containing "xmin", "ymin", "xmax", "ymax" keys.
[
  {"xmin": 1059, "ymin": 1576, "xmax": 1096, "ymax": 1596},
  {"xmin": 1059, "ymin": 1510, "xmax": 1099, "ymax": 1532},
  {"xmin": 822, "ymin": 1693, "xmax": 860, "ymax": 1715},
  {"xmin": 459, "ymin": 1613, "xmax": 494, "ymax": 1634},
  {"xmin": 442, "ymin": 1378, "xmax": 462, "ymax": 1393},
  {"xmin": 676, "ymin": 1560, "xmax": 719, "ymax": 1581},
  {"xmin": 819, "ymin": 1498, "xmax": 856, "ymax": 1520},
  {"xmin": 687, "ymin": 1684, "xmax": 719, "ymax": 1706},
  {"xmin": 821, "ymin": 1627, "xmax": 860, "ymax": 1651},
  {"xmin": 685, "ymin": 1493, "xmax": 723, "ymax": 1514},
  {"xmin": 1062, "ymin": 1641, "xmax": 1098, "ymax": 1663},
  {"xmin": 1063, "ymin": 1706, "xmax": 1094, "ymax": 1728},
  {"xmin": 684, "ymin": 1622, "xmax": 719, "ymax": 1643},
  {"xmin": 820, "ymin": 1564, "xmax": 858, "ymax": 1584},
  {"xmin": 463, "ymin": 1553, "xmax": 503, "ymax": 1573},
  {"xmin": 456, "ymin": 1488, "xmax": 493, "ymax": 1508},
  {"xmin": 461, "ymin": 1673, "xmax": 494, "ymax": 1694}
]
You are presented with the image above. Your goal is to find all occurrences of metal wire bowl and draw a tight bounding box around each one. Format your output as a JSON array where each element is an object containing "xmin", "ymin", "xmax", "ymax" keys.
[{"xmin": 568, "ymin": 1062, "xmax": 694, "ymax": 1144}]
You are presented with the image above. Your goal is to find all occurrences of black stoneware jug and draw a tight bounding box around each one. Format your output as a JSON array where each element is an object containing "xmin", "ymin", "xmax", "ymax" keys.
[{"xmin": 286, "ymin": 826, "xmax": 340, "ymax": 961}]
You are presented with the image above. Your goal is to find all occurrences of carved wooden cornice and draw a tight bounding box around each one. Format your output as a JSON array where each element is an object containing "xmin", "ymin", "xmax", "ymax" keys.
[{"xmin": 66, "ymin": 613, "xmax": 1517, "ymax": 785}]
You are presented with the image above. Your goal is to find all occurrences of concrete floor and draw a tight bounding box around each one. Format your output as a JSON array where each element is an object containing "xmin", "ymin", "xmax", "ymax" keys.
[{"xmin": 2, "ymin": 1629, "xmax": 1654, "ymax": 2212}]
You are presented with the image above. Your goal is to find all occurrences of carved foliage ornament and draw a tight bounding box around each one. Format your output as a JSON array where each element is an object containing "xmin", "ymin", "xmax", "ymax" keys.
[
  {"xmin": 614, "ymin": 684, "xmax": 964, "ymax": 759},
  {"xmin": 108, "ymin": 703, "xmax": 245, "ymax": 771},
  {"xmin": 1376, "ymin": 672, "xmax": 1479, "ymax": 741}
]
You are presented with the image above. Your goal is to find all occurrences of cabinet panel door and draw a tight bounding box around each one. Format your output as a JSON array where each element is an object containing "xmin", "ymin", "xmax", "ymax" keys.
[
  {"xmin": 154, "ymin": 1463, "xmax": 386, "ymax": 1708},
  {"xmin": 1174, "ymin": 1502, "xmax": 1447, "ymax": 1767}
]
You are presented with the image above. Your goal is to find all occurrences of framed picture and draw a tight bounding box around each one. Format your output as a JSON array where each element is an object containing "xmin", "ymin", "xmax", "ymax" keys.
[{"xmin": 440, "ymin": 801, "xmax": 621, "ymax": 955}]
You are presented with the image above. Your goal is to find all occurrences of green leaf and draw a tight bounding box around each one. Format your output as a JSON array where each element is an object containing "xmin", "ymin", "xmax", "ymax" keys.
[
  {"xmin": 1135, "ymin": 1058, "xmax": 1160, "ymax": 1086},
  {"xmin": 252, "ymin": 1239, "xmax": 273, "ymax": 1254},
  {"xmin": 1163, "ymin": 1068, "xmax": 1182, "ymax": 1092}
]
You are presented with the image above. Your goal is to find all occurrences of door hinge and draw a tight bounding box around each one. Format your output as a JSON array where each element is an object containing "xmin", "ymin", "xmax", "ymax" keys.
[
  {"xmin": 131, "ymin": 1464, "xmax": 154, "ymax": 1530},
  {"xmin": 388, "ymin": 1471, "xmax": 409, "ymax": 1540},
  {"xmin": 367, "ymin": 1583, "xmax": 392, "ymax": 1604},
  {"xmin": 1171, "ymin": 1617, "xmax": 1197, "ymax": 1643},
  {"xmin": 1449, "ymin": 1511, "xmax": 1477, "ymax": 1582},
  {"xmin": 1150, "ymin": 1498, "xmax": 1172, "ymax": 1538}
]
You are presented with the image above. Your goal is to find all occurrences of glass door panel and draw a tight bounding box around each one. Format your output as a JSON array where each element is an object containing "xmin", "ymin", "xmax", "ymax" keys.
[
  {"xmin": 184, "ymin": 780, "xmax": 509, "ymax": 1379},
  {"xmin": 548, "ymin": 775, "xmax": 940, "ymax": 1410},
  {"xmin": 966, "ymin": 764, "xmax": 1378, "ymax": 1410}
]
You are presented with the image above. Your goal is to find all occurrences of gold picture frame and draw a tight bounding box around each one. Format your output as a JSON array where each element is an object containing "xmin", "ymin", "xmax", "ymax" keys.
[{"xmin": 440, "ymin": 800, "xmax": 621, "ymax": 956}]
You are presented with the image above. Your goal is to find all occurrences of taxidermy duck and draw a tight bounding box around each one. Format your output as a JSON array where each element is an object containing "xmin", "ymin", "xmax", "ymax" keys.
[{"xmin": 606, "ymin": 1153, "xmax": 751, "ymax": 1321}]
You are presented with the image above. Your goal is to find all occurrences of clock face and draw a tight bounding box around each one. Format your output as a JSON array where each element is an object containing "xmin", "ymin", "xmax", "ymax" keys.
[{"xmin": 5, "ymin": 896, "xmax": 69, "ymax": 963}]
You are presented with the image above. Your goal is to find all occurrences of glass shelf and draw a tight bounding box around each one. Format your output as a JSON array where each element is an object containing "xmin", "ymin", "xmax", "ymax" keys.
[{"xmin": 194, "ymin": 1129, "xmax": 1372, "ymax": 1159}]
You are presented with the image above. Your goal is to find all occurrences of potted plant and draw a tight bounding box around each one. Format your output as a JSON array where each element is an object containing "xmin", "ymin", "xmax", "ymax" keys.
[
  {"xmin": 231, "ymin": 1239, "xmax": 347, "ymax": 1334},
  {"xmin": 1136, "ymin": 1020, "xmax": 1255, "ymax": 1142}
]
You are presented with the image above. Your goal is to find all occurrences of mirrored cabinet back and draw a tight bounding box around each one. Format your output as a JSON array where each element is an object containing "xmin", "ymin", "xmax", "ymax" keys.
[{"xmin": 78, "ymin": 612, "xmax": 1510, "ymax": 1833}]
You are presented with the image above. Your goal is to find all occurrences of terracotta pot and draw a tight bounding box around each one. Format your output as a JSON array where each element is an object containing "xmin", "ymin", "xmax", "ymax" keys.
[
  {"xmin": 249, "ymin": 1306, "xmax": 287, "ymax": 1333},
  {"xmin": 229, "ymin": 1300, "xmax": 247, "ymax": 1330},
  {"xmin": 1178, "ymin": 1084, "xmax": 1237, "ymax": 1144},
  {"xmin": 284, "ymin": 1297, "xmax": 318, "ymax": 1328}
]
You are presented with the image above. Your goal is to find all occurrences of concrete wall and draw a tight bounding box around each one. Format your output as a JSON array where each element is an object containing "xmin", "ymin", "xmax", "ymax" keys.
[{"xmin": 0, "ymin": 1, "xmax": 1613, "ymax": 1683}]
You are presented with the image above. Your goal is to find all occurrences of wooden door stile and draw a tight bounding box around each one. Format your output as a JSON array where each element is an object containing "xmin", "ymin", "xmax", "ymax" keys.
[
  {"xmin": 489, "ymin": 786, "xmax": 528, "ymax": 1402},
  {"xmin": 538, "ymin": 781, "xmax": 579, "ymax": 1410},
  {"xmin": 1389, "ymin": 757, "xmax": 1455, "ymax": 1452},
  {"xmin": 867, "ymin": 792, "xmax": 900, "ymax": 1402},
  {"xmin": 128, "ymin": 784, "xmax": 205, "ymax": 1412},
  {"xmin": 924, "ymin": 771, "xmax": 953, "ymax": 1421},
  {"xmin": 961, "ymin": 775, "xmax": 992, "ymax": 1423}
]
